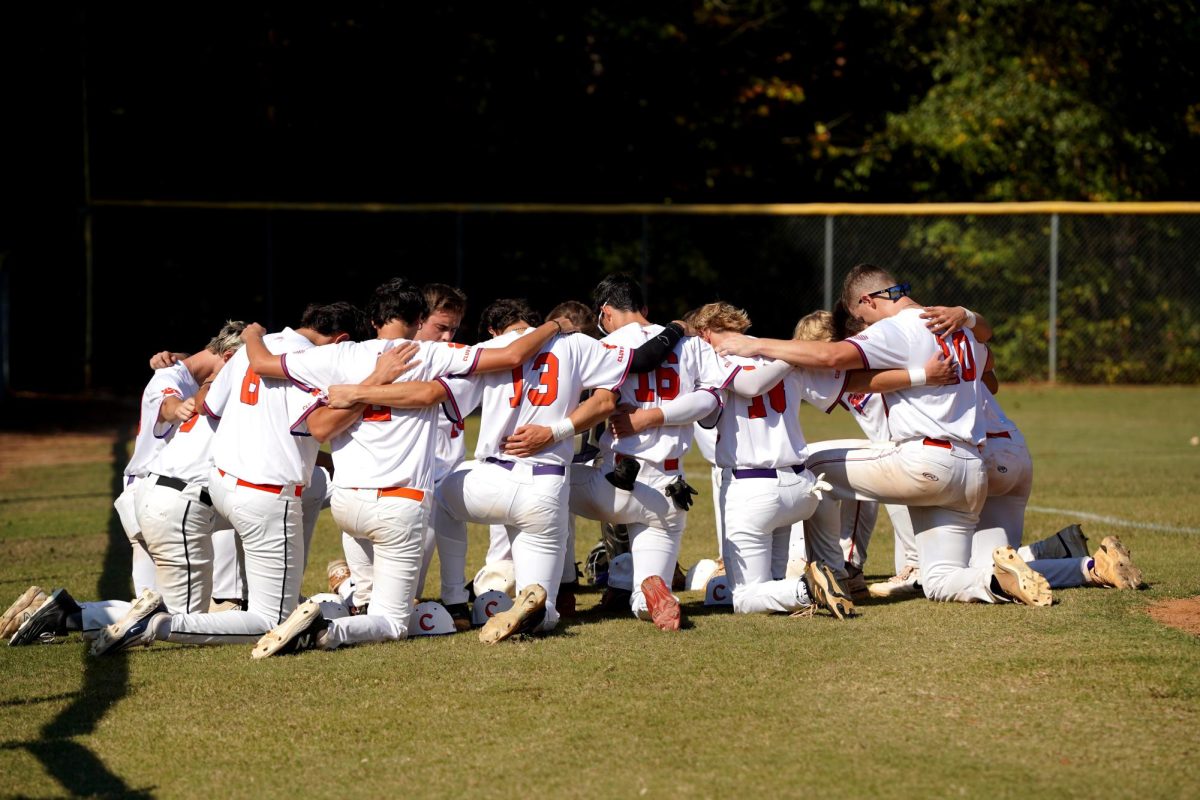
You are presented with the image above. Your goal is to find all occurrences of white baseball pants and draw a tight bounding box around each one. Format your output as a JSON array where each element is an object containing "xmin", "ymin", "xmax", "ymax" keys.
[
  {"xmin": 166, "ymin": 468, "xmax": 306, "ymax": 645},
  {"xmin": 116, "ymin": 476, "xmax": 159, "ymax": 596},
  {"xmin": 890, "ymin": 431, "xmax": 1090, "ymax": 589},
  {"xmin": 806, "ymin": 438, "xmax": 998, "ymax": 603},
  {"xmin": 134, "ymin": 477, "xmax": 217, "ymax": 614},
  {"xmin": 570, "ymin": 462, "xmax": 683, "ymax": 619},
  {"xmin": 319, "ymin": 488, "xmax": 427, "ymax": 647},
  {"xmin": 718, "ymin": 468, "xmax": 820, "ymax": 614},
  {"xmin": 437, "ymin": 460, "xmax": 569, "ymax": 631},
  {"xmin": 210, "ymin": 527, "xmax": 244, "ymax": 603}
]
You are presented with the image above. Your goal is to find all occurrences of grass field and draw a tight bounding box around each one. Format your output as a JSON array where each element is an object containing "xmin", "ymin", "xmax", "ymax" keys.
[{"xmin": 1, "ymin": 386, "xmax": 1198, "ymax": 798}]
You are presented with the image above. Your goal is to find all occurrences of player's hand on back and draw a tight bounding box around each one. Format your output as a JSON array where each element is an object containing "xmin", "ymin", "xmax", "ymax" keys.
[
  {"xmin": 172, "ymin": 397, "xmax": 197, "ymax": 421},
  {"xmin": 149, "ymin": 351, "xmax": 177, "ymax": 369},
  {"xmin": 920, "ymin": 306, "xmax": 967, "ymax": 337},
  {"xmin": 671, "ymin": 319, "xmax": 697, "ymax": 337},
  {"xmin": 502, "ymin": 424, "xmax": 555, "ymax": 458},
  {"xmin": 550, "ymin": 316, "xmax": 578, "ymax": 335},
  {"xmin": 369, "ymin": 342, "xmax": 421, "ymax": 384},
  {"xmin": 326, "ymin": 385, "xmax": 361, "ymax": 409},
  {"xmin": 924, "ymin": 351, "xmax": 960, "ymax": 386},
  {"xmin": 242, "ymin": 322, "xmax": 267, "ymax": 340}
]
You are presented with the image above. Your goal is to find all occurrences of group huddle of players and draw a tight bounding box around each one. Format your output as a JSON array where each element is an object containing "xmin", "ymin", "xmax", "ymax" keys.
[{"xmin": 2, "ymin": 267, "xmax": 1145, "ymax": 656}]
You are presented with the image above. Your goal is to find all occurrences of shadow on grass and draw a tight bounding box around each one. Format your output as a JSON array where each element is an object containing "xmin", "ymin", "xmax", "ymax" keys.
[{"xmin": 19, "ymin": 432, "xmax": 154, "ymax": 797}]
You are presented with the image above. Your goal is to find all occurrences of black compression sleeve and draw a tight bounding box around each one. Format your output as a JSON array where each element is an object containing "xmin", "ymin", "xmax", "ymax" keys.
[{"xmin": 628, "ymin": 323, "xmax": 684, "ymax": 373}]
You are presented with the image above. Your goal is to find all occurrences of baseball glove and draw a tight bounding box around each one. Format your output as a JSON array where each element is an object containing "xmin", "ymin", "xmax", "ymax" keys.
[{"xmin": 664, "ymin": 476, "xmax": 698, "ymax": 511}]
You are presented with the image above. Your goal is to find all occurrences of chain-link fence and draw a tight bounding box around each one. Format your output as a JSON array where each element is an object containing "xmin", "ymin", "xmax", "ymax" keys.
[{"xmin": 5, "ymin": 204, "xmax": 1198, "ymax": 392}]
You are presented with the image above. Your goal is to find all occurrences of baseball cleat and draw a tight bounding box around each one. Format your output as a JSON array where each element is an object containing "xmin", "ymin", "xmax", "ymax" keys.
[
  {"xmin": 992, "ymin": 547, "xmax": 1053, "ymax": 607},
  {"xmin": 842, "ymin": 563, "xmax": 870, "ymax": 602},
  {"xmin": 671, "ymin": 562, "xmax": 688, "ymax": 592},
  {"xmin": 252, "ymin": 600, "xmax": 330, "ymax": 659},
  {"xmin": 598, "ymin": 585, "xmax": 632, "ymax": 614},
  {"xmin": 557, "ymin": 581, "xmax": 579, "ymax": 618},
  {"xmin": 868, "ymin": 565, "xmax": 922, "ymax": 599},
  {"xmin": 1089, "ymin": 536, "xmax": 1144, "ymax": 589},
  {"xmin": 327, "ymin": 559, "xmax": 352, "ymax": 594},
  {"xmin": 1028, "ymin": 524, "xmax": 1090, "ymax": 561},
  {"xmin": 641, "ymin": 575, "xmax": 682, "ymax": 632},
  {"xmin": 10, "ymin": 588, "xmax": 82, "ymax": 646},
  {"xmin": 90, "ymin": 589, "xmax": 167, "ymax": 656},
  {"xmin": 445, "ymin": 602, "xmax": 472, "ymax": 632},
  {"xmin": 802, "ymin": 561, "xmax": 856, "ymax": 619},
  {"xmin": 1, "ymin": 586, "xmax": 48, "ymax": 640},
  {"xmin": 479, "ymin": 584, "xmax": 547, "ymax": 644}
]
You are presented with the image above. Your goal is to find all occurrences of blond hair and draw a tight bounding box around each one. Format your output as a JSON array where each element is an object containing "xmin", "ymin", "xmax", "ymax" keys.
[
  {"xmin": 206, "ymin": 321, "xmax": 246, "ymax": 356},
  {"xmin": 792, "ymin": 310, "xmax": 834, "ymax": 342},
  {"xmin": 689, "ymin": 302, "xmax": 751, "ymax": 334}
]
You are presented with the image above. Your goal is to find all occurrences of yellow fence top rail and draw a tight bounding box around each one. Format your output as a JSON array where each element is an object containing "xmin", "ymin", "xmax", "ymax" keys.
[{"xmin": 90, "ymin": 199, "xmax": 1200, "ymax": 216}]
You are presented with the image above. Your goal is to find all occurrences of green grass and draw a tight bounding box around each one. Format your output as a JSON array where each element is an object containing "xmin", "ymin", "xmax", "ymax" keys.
[{"xmin": 1, "ymin": 386, "xmax": 1198, "ymax": 798}]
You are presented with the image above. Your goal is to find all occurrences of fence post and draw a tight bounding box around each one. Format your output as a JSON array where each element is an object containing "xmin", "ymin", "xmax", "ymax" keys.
[
  {"xmin": 823, "ymin": 215, "xmax": 834, "ymax": 311},
  {"xmin": 1048, "ymin": 213, "xmax": 1059, "ymax": 383}
]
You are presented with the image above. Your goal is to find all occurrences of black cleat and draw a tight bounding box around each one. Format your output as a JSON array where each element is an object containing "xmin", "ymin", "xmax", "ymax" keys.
[{"xmin": 10, "ymin": 588, "xmax": 82, "ymax": 646}]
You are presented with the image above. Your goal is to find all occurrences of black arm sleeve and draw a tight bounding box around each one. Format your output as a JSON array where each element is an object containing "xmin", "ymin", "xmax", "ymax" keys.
[{"xmin": 628, "ymin": 323, "xmax": 684, "ymax": 373}]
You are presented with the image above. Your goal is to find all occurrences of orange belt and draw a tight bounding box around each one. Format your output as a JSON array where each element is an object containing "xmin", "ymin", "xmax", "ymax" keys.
[
  {"xmin": 217, "ymin": 469, "xmax": 303, "ymax": 497},
  {"xmin": 373, "ymin": 487, "xmax": 425, "ymax": 502},
  {"xmin": 986, "ymin": 431, "xmax": 1012, "ymax": 439},
  {"xmin": 616, "ymin": 453, "xmax": 681, "ymax": 472},
  {"xmin": 922, "ymin": 438, "xmax": 952, "ymax": 449}
]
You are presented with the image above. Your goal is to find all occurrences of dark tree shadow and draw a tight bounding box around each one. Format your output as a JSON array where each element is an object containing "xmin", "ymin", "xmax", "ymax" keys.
[{"xmin": 21, "ymin": 429, "xmax": 155, "ymax": 797}]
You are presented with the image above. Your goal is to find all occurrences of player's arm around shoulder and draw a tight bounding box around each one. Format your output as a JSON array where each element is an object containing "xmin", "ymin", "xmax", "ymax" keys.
[
  {"xmin": 716, "ymin": 331, "xmax": 863, "ymax": 371},
  {"xmin": 240, "ymin": 323, "xmax": 287, "ymax": 379},
  {"xmin": 845, "ymin": 349, "xmax": 960, "ymax": 394},
  {"xmin": 474, "ymin": 317, "xmax": 577, "ymax": 372}
]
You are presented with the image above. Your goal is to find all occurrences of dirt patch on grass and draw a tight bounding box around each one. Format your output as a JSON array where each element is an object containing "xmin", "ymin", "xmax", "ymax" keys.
[
  {"xmin": 0, "ymin": 431, "xmax": 118, "ymax": 477},
  {"xmin": 1149, "ymin": 597, "xmax": 1200, "ymax": 636}
]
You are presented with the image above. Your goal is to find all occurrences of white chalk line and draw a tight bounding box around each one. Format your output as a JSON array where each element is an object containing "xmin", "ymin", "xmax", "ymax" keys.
[{"xmin": 1026, "ymin": 506, "xmax": 1200, "ymax": 535}]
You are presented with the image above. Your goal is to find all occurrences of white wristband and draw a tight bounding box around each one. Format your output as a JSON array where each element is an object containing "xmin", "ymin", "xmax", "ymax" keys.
[
  {"xmin": 962, "ymin": 308, "xmax": 977, "ymax": 329},
  {"xmin": 550, "ymin": 418, "xmax": 576, "ymax": 443},
  {"xmin": 908, "ymin": 367, "xmax": 927, "ymax": 387}
]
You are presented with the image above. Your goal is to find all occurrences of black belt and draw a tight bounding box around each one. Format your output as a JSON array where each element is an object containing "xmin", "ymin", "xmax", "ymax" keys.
[
  {"xmin": 485, "ymin": 457, "xmax": 566, "ymax": 477},
  {"xmin": 155, "ymin": 474, "xmax": 212, "ymax": 507},
  {"xmin": 732, "ymin": 464, "xmax": 806, "ymax": 480}
]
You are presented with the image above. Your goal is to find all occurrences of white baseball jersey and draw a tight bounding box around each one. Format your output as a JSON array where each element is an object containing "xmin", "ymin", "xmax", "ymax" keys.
[
  {"xmin": 124, "ymin": 363, "xmax": 200, "ymax": 478},
  {"xmin": 281, "ymin": 339, "xmax": 481, "ymax": 491},
  {"xmin": 204, "ymin": 328, "xmax": 321, "ymax": 486},
  {"xmin": 433, "ymin": 414, "xmax": 467, "ymax": 480},
  {"xmin": 145, "ymin": 412, "xmax": 219, "ymax": 486},
  {"xmin": 846, "ymin": 307, "xmax": 987, "ymax": 445},
  {"xmin": 597, "ymin": 323, "xmax": 732, "ymax": 464},
  {"xmin": 840, "ymin": 388, "xmax": 891, "ymax": 442},
  {"xmin": 981, "ymin": 387, "xmax": 1019, "ymax": 435},
  {"xmin": 440, "ymin": 330, "xmax": 631, "ymax": 466},
  {"xmin": 708, "ymin": 350, "xmax": 843, "ymax": 469}
]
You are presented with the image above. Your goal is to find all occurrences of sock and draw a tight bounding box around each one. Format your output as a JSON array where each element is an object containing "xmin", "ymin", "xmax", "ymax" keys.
[{"xmin": 1082, "ymin": 558, "xmax": 1095, "ymax": 581}]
